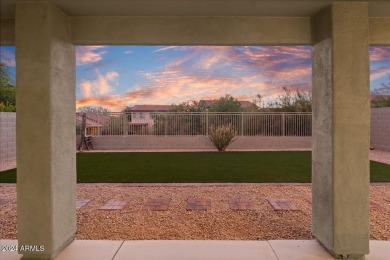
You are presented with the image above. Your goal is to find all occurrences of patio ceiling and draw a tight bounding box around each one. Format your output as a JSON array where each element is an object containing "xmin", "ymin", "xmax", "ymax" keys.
[{"xmin": 1, "ymin": 0, "xmax": 390, "ymax": 18}]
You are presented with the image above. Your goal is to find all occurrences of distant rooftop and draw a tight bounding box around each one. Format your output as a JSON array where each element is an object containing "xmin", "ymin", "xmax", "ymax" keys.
[{"xmin": 130, "ymin": 105, "xmax": 171, "ymax": 112}]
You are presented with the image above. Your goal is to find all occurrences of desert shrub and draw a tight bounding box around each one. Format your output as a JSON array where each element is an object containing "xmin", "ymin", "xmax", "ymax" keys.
[
  {"xmin": 0, "ymin": 102, "xmax": 16, "ymax": 112},
  {"xmin": 208, "ymin": 124, "xmax": 237, "ymax": 151}
]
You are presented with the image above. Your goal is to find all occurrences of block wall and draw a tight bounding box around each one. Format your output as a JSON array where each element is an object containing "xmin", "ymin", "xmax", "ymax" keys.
[
  {"xmin": 0, "ymin": 112, "xmax": 16, "ymax": 160},
  {"xmin": 371, "ymin": 107, "xmax": 390, "ymax": 151},
  {"xmin": 77, "ymin": 135, "xmax": 312, "ymax": 151}
]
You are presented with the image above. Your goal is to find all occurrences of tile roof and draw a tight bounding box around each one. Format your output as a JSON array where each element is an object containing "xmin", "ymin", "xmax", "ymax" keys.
[{"xmin": 130, "ymin": 105, "xmax": 171, "ymax": 112}]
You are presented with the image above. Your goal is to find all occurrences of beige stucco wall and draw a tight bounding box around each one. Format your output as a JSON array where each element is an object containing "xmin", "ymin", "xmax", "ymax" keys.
[
  {"xmin": 369, "ymin": 17, "xmax": 390, "ymax": 45},
  {"xmin": 312, "ymin": 3, "xmax": 370, "ymax": 257},
  {"xmin": 77, "ymin": 136, "xmax": 311, "ymax": 151},
  {"xmin": 70, "ymin": 16, "xmax": 311, "ymax": 45},
  {"xmin": 3, "ymin": 16, "xmax": 390, "ymax": 46},
  {"xmin": 15, "ymin": 1, "xmax": 76, "ymax": 258},
  {"xmin": 0, "ymin": 18, "xmax": 15, "ymax": 45}
]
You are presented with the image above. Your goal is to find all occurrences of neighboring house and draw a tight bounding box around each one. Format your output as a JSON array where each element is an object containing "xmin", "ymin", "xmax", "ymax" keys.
[
  {"xmin": 76, "ymin": 113, "xmax": 110, "ymax": 135},
  {"xmin": 129, "ymin": 105, "xmax": 171, "ymax": 134}
]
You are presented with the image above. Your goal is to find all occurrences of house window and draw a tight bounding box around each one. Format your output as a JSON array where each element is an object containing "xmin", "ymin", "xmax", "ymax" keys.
[
  {"xmin": 133, "ymin": 113, "xmax": 137, "ymax": 119},
  {"xmin": 140, "ymin": 112, "xmax": 145, "ymax": 119}
]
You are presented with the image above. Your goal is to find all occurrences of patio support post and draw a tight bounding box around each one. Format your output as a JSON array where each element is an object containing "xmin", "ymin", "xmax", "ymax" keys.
[
  {"xmin": 311, "ymin": 3, "xmax": 370, "ymax": 259},
  {"xmin": 16, "ymin": 1, "xmax": 76, "ymax": 259}
]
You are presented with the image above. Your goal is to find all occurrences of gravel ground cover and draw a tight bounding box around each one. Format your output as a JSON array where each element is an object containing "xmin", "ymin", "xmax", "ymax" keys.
[{"xmin": 1, "ymin": 184, "xmax": 389, "ymax": 240}]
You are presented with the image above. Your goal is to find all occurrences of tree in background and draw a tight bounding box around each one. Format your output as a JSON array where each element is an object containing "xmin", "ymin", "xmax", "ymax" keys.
[
  {"xmin": 78, "ymin": 106, "xmax": 110, "ymax": 114},
  {"xmin": 0, "ymin": 62, "xmax": 13, "ymax": 87},
  {"xmin": 373, "ymin": 73, "xmax": 390, "ymax": 95},
  {"xmin": 209, "ymin": 94, "xmax": 241, "ymax": 112},
  {"xmin": 121, "ymin": 106, "xmax": 133, "ymax": 122},
  {"xmin": 267, "ymin": 87, "xmax": 312, "ymax": 112},
  {"xmin": 168, "ymin": 95, "xmax": 258, "ymax": 113},
  {"xmin": 162, "ymin": 101, "xmax": 207, "ymax": 135},
  {"xmin": 371, "ymin": 96, "xmax": 390, "ymax": 108},
  {"xmin": 169, "ymin": 100, "xmax": 206, "ymax": 112},
  {"xmin": 252, "ymin": 94, "xmax": 263, "ymax": 109},
  {"xmin": 122, "ymin": 106, "xmax": 133, "ymax": 113},
  {"xmin": 256, "ymin": 87, "xmax": 312, "ymax": 136},
  {"xmin": 0, "ymin": 101, "xmax": 16, "ymax": 112},
  {"xmin": 371, "ymin": 74, "xmax": 390, "ymax": 108},
  {"xmin": 0, "ymin": 62, "xmax": 16, "ymax": 112}
]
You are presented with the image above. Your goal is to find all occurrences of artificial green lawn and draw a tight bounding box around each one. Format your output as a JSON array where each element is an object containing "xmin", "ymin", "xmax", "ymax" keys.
[{"xmin": 0, "ymin": 151, "xmax": 389, "ymax": 183}]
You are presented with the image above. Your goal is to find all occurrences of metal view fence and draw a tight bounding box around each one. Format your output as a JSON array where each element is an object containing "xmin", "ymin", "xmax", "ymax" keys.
[{"xmin": 76, "ymin": 112, "xmax": 312, "ymax": 136}]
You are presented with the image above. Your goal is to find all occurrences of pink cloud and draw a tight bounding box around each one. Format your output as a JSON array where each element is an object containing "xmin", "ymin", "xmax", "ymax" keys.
[
  {"xmin": 370, "ymin": 66, "xmax": 390, "ymax": 81},
  {"xmin": 265, "ymin": 66, "xmax": 312, "ymax": 81},
  {"xmin": 79, "ymin": 69, "xmax": 118, "ymax": 98},
  {"xmin": 76, "ymin": 90, "xmax": 155, "ymax": 111},
  {"xmin": 153, "ymin": 46, "xmax": 179, "ymax": 53},
  {"xmin": 198, "ymin": 47, "xmax": 233, "ymax": 69},
  {"xmin": 128, "ymin": 46, "xmax": 311, "ymax": 108},
  {"xmin": 242, "ymin": 46, "xmax": 311, "ymax": 66},
  {"xmin": 370, "ymin": 47, "xmax": 390, "ymax": 61},
  {"xmin": 76, "ymin": 68, "xmax": 309, "ymax": 111},
  {"xmin": 76, "ymin": 46, "xmax": 107, "ymax": 66},
  {"xmin": 76, "ymin": 46, "xmax": 313, "ymax": 111}
]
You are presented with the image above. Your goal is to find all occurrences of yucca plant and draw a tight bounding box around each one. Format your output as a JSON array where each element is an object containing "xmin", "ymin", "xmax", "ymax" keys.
[{"xmin": 208, "ymin": 124, "xmax": 237, "ymax": 151}]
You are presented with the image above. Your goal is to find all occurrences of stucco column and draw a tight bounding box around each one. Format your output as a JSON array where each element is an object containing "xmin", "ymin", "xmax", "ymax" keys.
[
  {"xmin": 311, "ymin": 3, "xmax": 370, "ymax": 259},
  {"xmin": 16, "ymin": 1, "xmax": 76, "ymax": 259}
]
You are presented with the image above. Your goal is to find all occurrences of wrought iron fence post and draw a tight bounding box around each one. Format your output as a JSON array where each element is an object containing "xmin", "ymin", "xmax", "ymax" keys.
[
  {"xmin": 76, "ymin": 111, "xmax": 312, "ymax": 139},
  {"xmin": 241, "ymin": 112, "xmax": 244, "ymax": 136},
  {"xmin": 206, "ymin": 112, "xmax": 209, "ymax": 135},
  {"xmin": 122, "ymin": 113, "xmax": 127, "ymax": 136},
  {"xmin": 164, "ymin": 114, "xmax": 168, "ymax": 136}
]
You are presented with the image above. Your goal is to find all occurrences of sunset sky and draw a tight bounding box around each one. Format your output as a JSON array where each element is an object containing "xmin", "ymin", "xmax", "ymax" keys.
[{"xmin": 1, "ymin": 45, "xmax": 389, "ymax": 111}]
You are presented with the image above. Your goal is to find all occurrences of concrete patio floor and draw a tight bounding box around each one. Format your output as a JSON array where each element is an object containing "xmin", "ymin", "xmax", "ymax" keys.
[{"xmin": 1, "ymin": 240, "xmax": 389, "ymax": 260}]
